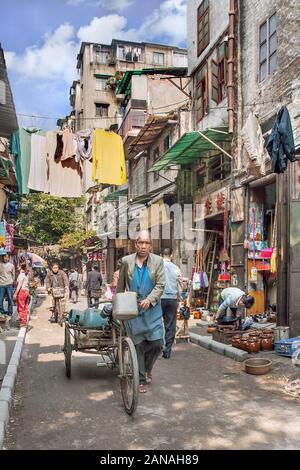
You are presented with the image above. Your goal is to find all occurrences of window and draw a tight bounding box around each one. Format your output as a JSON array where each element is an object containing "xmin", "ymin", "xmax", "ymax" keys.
[
  {"xmin": 197, "ymin": 0, "xmax": 210, "ymax": 56},
  {"xmin": 195, "ymin": 63, "xmax": 208, "ymax": 122},
  {"xmin": 259, "ymin": 13, "xmax": 277, "ymax": 81},
  {"xmin": 207, "ymin": 154, "xmax": 231, "ymax": 183},
  {"xmin": 164, "ymin": 134, "xmax": 172, "ymax": 152},
  {"xmin": 95, "ymin": 103, "xmax": 109, "ymax": 117},
  {"xmin": 96, "ymin": 51, "xmax": 107, "ymax": 64},
  {"xmin": 211, "ymin": 41, "xmax": 228, "ymax": 103},
  {"xmin": 0, "ymin": 80, "xmax": 6, "ymax": 105},
  {"xmin": 95, "ymin": 78, "xmax": 107, "ymax": 91},
  {"xmin": 153, "ymin": 52, "xmax": 164, "ymax": 65}
]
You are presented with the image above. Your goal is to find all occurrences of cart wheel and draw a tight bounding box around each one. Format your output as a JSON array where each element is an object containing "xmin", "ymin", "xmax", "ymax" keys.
[
  {"xmin": 64, "ymin": 325, "xmax": 72, "ymax": 378},
  {"xmin": 120, "ymin": 337, "xmax": 139, "ymax": 415}
]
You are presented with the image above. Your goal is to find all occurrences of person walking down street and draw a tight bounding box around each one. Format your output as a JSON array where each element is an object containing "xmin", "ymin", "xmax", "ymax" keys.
[
  {"xmin": 13, "ymin": 262, "xmax": 30, "ymax": 327},
  {"xmin": 117, "ymin": 231, "xmax": 166, "ymax": 394},
  {"xmin": 161, "ymin": 248, "xmax": 182, "ymax": 359},
  {"xmin": 215, "ymin": 287, "xmax": 255, "ymax": 327},
  {"xmin": 86, "ymin": 265, "xmax": 102, "ymax": 308},
  {"xmin": 39, "ymin": 268, "xmax": 46, "ymax": 287},
  {"xmin": 69, "ymin": 268, "xmax": 80, "ymax": 303},
  {"xmin": 45, "ymin": 263, "xmax": 69, "ymax": 320},
  {"xmin": 0, "ymin": 253, "xmax": 15, "ymax": 318}
]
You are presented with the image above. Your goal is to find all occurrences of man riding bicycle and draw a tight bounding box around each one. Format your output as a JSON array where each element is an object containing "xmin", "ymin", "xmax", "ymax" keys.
[{"xmin": 45, "ymin": 263, "xmax": 69, "ymax": 322}]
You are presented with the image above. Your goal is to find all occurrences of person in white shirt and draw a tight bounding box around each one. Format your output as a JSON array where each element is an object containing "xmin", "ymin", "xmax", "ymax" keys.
[
  {"xmin": 0, "ymin": 253, "xmax": 15, "ymax": 317},
  {"xmin": 161, "ymin": 248, "xmax": 182, "ymax": 359}
]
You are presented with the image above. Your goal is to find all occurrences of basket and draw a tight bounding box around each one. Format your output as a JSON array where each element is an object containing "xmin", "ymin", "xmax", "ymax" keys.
[
  {"xmin": 52, "ymin": 287, "xmax": 65, "ymax": 299},
  {"xmin": 274, "ymin": 337, "xmax": 300, "ymax": 357}
]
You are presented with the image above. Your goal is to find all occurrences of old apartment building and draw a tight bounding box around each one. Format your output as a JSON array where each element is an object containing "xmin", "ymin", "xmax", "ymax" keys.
[
  {"xmin": 231, "ymin": 0, "xmax": 300, "ymax": 334},
  {"xmin": 70, "ymin": 39, "xmax": 188, "ymax": 133}
]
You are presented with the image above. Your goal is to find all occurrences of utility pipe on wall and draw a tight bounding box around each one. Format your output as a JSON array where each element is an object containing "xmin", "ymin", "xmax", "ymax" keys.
[{"xmin": 228, "ymin": 0, "xmax": 235, "ymax": 133}]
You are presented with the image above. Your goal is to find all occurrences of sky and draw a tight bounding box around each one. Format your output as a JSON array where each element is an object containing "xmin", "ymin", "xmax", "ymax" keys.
[{"xmin": 1, "ymin": 0, "xmax": 187, "ymax": 129}]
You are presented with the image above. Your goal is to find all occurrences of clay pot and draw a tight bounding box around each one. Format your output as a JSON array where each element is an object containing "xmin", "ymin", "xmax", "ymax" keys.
[
  {"xmin": 195, "ymin": 298, "xmax": 204, "ymax": 307},
  {"xmin": 207, "ymin": 326, "xmax": 216, "ymax": 334},
  {"xmin": 249, "ymin": 331, "xmax": 260, "ymax": 337},
  {"xmin": 247, "ymin": 339, "xmax": 260, "ymax": 354},
  {"xmin": 240, "ymin": 338, "xmax": 249, "ymax": 351},
  {"xmin": 232, "ymin": 337, "xmax": 241, "ymax": 348},
  {"xmin": 261, "ymin": 336, "xmax": 273, "ymax": 350}
]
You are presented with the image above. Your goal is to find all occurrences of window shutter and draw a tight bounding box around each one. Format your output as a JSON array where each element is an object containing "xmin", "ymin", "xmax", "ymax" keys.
[{"xmin": 211, "ymin": 60, "xmax": 219, "ymax": 103}]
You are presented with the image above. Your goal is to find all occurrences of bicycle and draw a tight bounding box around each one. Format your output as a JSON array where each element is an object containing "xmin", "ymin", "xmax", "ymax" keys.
[{"xmin": 50, "ymin": 287, "xmax": 65, "ymax": 326}]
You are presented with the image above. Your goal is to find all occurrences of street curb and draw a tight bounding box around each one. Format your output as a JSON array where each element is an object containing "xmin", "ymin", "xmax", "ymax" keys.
[
  {"xmin": 0, "ymin": 326, "xmax": 27, "ymax": 449},
  {"xmin": 189, "ymin": 332, "xmax": 249, "ymax": 362}
]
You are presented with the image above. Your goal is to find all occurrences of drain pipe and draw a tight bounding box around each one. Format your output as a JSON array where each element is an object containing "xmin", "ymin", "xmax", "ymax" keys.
[{"xmin": 228, "ymin": 0, "xmax": 235, "ymax": 133}]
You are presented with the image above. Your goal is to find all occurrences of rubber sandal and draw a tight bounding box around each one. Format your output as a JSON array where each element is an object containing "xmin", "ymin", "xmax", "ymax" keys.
[
  {"xmin": 139, "ymin": 384, "xmax": 147, "ymax": 394},
  {"xmin": 146, "ymin": 372, "xmax": 152, "ymax": 384}
]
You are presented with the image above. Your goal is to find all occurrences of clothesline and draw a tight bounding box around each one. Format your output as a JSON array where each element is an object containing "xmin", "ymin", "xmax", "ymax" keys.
[{"xmin": 15, "ymin": 98, "xmax": 288, "ymax": 122}]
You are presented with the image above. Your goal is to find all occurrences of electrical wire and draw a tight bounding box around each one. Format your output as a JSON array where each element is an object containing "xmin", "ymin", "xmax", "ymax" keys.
[{"xmin": 15, "ymin": 98, "xmax": 289, "ymax": 123}]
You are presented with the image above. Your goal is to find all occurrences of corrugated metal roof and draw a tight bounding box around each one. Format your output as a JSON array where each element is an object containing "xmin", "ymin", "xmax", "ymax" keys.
[
  {"xmin": 117, "ymin": 67, "xmax": 188, "ymax": 95},
  {"xmin": 0, "ymin": 45, "xmax": 18, "ymax": 139},
  {"xmin": 149, "ymin": 128, "xmax": 231, "ymax": 172}
]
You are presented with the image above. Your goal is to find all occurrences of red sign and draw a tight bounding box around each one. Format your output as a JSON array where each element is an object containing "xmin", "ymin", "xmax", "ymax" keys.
[{"xmin": 87, "ymin": 252, "xmax": 104, "ymax": 262}]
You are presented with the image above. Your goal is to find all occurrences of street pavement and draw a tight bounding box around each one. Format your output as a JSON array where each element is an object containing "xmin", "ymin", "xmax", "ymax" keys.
[{"xmin": 4, "ymin": 294, "xmax": 300, "ymax": 450}]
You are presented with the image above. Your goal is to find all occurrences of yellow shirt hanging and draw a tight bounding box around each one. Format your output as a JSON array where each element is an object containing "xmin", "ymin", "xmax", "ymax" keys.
[{"xmin": 92, "ymin": 129, "xmax": 126, "ymax": 185}]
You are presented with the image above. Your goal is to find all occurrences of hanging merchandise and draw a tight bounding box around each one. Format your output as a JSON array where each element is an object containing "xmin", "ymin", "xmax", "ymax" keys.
[
  {"xmin": 266, "ymin": 106, "xmax": 296, "ymax": 174},
  {"xmin": 0, "ymin": 221, "xmax": 5, "ymax": 245},
  {"xmin": 241, "ymin": 110, "xmax": 266, "ymax": 176},
  {"xmin": 270, "ymin": 204, "xmax": 278, "ymax": 274},
  {"xmin": 8, "ymin": 201, "xmax": 17, "ymax": 218},
  {"xmin": 75, "ymin": 129, "xmax": 94, "ymax": 163},
  {"xmin": 250, "ymin": 207, "xmax": 258, "ymax": 282},
  {"xmin": 28, "ymin": 133, "xmax": 49, "ymax": 193},
  {"xmin": 92, "ymin": 129, "xmax": 126, "ymax": 186},
  {"xmin": 192, "ymin": 271, "xmax": 201, "ymax": 290},
  {"xmin": 220, "ymin": 205, "xmax": 230, "ymax": 262},
  {"xmin": 4, "ymin": 222, "xmax": 14, "ymax": 253}
]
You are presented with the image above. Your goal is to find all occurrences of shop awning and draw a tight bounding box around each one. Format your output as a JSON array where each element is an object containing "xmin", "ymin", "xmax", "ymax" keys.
[
  {"xmin": 128, "ymin": 114, "xmax": 177, "ymax": 154},
  {"xmin": 148, "ymin": 127, "xmax": 232, "ymax": 172},
  {"xmin": 103, "ymin": 188, "xmax": 128, "ymax": 201}
]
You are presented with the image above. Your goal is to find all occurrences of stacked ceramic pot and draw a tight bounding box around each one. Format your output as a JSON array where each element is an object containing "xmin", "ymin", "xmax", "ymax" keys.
[{"xmin": 231, "ymin": 329, "xmax": 274, "ymax": 353}]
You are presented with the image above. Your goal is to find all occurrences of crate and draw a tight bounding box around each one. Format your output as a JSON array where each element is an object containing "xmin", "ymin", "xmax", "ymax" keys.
[{"xmin": 274, "ymin": 337, "xmax": 300, "ymax": 357}]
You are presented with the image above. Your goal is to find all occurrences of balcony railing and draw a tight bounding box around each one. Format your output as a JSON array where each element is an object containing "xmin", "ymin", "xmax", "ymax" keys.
[{"xmin": 118, "ymin": 108, "xmax": 147, "ymax": 139}]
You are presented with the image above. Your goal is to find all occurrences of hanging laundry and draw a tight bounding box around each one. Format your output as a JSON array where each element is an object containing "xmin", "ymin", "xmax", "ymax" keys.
[
  {"xmin": 82, "ymin": 159, "xmax": 93, "ymax": 193},
  {"xmin": 28, "ymin": 133, "xmax": 49, "ymax": 193},
  {"xmin": 75, "ymin": 129, "xmax": 94, "ymax": 163},
  {"xmin": 62, "ymin": 128, "xmax": 77, "ymax": 161},
  {"xmin": 92, "ymin": 129, "xmax": 126, "ymax": 186},
  {"xmin": 54, "ymin": 133, "xmax": 63, "ymax": 162},
  {"xmin": 46, "ymin": 131, "xmax": 83, "ymax": 198},
  {"xmin": 10, "ymin": 128, "xmax": 42, "ymax": 195},
  {"xmin": 266, "ymin": 106, "xmax": 296, "ymax": 174},
  {"xmin": 241, "ymin": 111, "xmax": 266, "ymax": 176}
]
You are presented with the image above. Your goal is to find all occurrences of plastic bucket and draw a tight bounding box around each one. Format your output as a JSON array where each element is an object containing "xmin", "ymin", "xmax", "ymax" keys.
[{"xmin": 274, "ymin": 326, "xmax": 290, "ymax": 342}]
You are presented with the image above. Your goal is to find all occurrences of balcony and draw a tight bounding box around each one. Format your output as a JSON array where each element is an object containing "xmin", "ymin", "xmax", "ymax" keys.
[{"xmin": 118, "ymin": 108, "xmax": 148, "ymax": 140}]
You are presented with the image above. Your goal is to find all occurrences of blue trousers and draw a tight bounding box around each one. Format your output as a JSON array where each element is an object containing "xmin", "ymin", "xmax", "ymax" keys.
[{"xmin": 0, "ymin": 284, "xmax": 14, "ymax": 316}]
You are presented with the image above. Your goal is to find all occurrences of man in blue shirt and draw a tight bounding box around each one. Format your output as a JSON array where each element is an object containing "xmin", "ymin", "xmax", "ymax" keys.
[
  {"xmin": 117, "ymin": 231, "xmax": 166, "ymax": 393},
  {"xmin": 161, "ymin": 248, "xmax": 182, "ymax": 359}
]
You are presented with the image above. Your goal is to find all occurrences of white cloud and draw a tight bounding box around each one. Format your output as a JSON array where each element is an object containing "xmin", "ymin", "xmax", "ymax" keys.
[
  {"xmin": 6, "ymin": 0, "xmax": 186, "ymax": 88},
  {"xmin": 67, "ymin": 0, "xmax": 133, "ymax": 12},
  {"xmin": 77, "ymin": 15, "xmax": 135, "ymax": 43},
  {"xmin": 6, "ymin": 24, "xmax": 78, "ymax": 84}
]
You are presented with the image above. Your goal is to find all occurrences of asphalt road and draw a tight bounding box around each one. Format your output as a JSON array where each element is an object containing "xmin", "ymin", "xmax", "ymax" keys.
[{"xmin": 4, "ymin": 294, "xmax": 300, "ymax": 450}]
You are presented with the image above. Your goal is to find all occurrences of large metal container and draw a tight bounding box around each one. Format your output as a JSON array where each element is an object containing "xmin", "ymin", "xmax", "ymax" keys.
[
  {"xmin": 274, "ymin": 326, "xmax": 290, "ymax": 342},
  {"xmin": 112, "ymin": 292, "xmax": 138, "ymax": 320}
]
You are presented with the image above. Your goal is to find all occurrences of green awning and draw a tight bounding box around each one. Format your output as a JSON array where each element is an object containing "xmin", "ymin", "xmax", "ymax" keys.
[
  {"xmin": 94, "ymin": 74, "xmax": 113, "ymax": 78},
  {"xmin": 103, "ymin": 188, "xmax": 128, "ymax": 201},
  {"xmin": 117, "ymin": 67, "xmax": 188, "ymax": 95},
  {"xmin": 130, "ymin": 182, "xmax": 174, "ymax": 205},
  {"xmin": 148, "ymin": 127, "xmax": 232, "ymax": 172}
]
